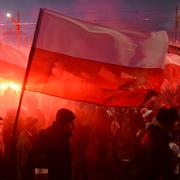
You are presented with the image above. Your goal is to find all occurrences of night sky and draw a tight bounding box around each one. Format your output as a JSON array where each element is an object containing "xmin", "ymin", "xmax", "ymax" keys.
[{"xmin": 0, "ymin": 0, "xmax": 180, "ymax": 42}]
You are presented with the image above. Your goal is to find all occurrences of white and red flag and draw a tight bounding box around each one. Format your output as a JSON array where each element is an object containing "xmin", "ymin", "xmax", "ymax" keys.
[
  {"xmin": 162, "ymin": 53, "xmax": 180, "ymax": 90},
  {"xmin": 25, "ymin": 8, "xmax": 168, "ymax": 106}
]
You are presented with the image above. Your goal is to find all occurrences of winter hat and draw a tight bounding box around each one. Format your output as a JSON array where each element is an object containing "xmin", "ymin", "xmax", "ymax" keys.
[
  {"xmin": 56, "ymin": 108, "xmax": 75, "ymax": 124},
  {"xmin": 140, "ymin": 108, "xmax": 153, "ymax": 119},
  {"xmin": 156, "ymin": 106, "xmax": 179, "ymax": 126}
]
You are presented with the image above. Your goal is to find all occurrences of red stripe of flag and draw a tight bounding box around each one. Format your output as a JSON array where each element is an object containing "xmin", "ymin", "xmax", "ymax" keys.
[{"xmin": 26, "ymin": 48, "xmax": 163, "ymax": 106}]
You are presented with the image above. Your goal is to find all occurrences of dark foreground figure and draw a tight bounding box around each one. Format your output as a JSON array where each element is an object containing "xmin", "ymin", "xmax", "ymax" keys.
[
  {"xmin": 35, "ymin": 108, "xmax": 75, "ymax": 180},
  {"xmin": 135, "ymin": 106, "xmax": 179, "ymax": 180}
]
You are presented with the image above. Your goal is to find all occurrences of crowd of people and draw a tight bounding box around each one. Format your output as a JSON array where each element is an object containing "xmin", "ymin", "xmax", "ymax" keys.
[{"xmin": 0, "ymin": 89, "xmax": 179, "ymax": 180}]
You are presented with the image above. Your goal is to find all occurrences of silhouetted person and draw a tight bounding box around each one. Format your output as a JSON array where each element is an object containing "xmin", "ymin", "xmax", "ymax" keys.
[
  {"xmin": 136, "ymin": 108, "xmax": 154, "ymax": 138},
  {"xmin": 136, "ymin": 90, "xmax": 159, "ymax": 142},
  {"xmin": 35, "ymin": 108, "xmax": 75, "ymax": 180},
  {"xmin": 135, "ymin": 106, "xmax": 179, "ymax": 180}
]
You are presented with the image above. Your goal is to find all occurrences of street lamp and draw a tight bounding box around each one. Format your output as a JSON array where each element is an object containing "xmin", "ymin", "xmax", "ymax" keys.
[{"xmin": 6, "ymin": 12, "xmax": 21, "ymax": 47}]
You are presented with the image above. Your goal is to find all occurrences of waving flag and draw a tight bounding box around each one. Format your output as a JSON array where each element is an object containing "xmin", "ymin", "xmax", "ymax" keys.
[
  {"xmin": 25, "ymin": 8, "xmax": 168, "ymax": 106},
  {"xmin": 162, "ymin": 53, "xmax": 180, "ymax": 89}
]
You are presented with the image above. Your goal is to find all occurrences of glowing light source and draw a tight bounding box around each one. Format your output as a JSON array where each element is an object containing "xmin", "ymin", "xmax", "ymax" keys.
[
  {"xmin": 0, "ymin": 81, "xmax": 22, "ymax": 94},
  {"xmin": 6, "ymin": 13, "xmax": 12, "ymax": 18},
  {"xmin": 144, "ymin": 18, "xmax": 151, "ymax": 21},
  {"xmin": 6, "ymin": 12, "xmax": 21, "ymax": 47}
]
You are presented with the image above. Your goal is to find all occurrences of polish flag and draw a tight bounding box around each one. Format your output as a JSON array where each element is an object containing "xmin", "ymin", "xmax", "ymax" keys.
[
  {"xmin": 25, "ymin": 9, "xmax": 168, "ymax": 106},
  {"xmin": 162, "ymin": 53, "xmax": 180, "ymax": 89}
]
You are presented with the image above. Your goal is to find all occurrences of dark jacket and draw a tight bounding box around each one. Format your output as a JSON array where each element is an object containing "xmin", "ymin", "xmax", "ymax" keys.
[
  {"xmin": 36, "ymin": 121, "xmax": 72, "ymax": 180},
  {"xmin": 136, "ymin": 121, "xmax": 176, "ymax": 180}
]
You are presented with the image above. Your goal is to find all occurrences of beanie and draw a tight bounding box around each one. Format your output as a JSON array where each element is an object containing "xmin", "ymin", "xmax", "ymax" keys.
[
  {"xmin": 56, "ymin": 108, "xmax": 75, "ymax": 124},
  {"xmin": 156, "ymin": 106, "xmax": 179, "ymax": 126}
]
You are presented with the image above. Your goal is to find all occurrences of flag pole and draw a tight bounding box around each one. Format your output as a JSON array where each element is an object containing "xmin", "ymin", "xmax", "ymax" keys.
[{"xmin": 11, "ymin": 8, "xmax": 43, "ymax": 155}]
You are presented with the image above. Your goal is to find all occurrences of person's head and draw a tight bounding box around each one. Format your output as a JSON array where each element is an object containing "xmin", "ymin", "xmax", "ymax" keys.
[
  {"xmin": 156, "ymin": 106, "xmax": 179, "ymax": 130},
  {"xmin": 140, "ymin": 108, "xmax": 154, "ymax": 123},
  {"xmin": 56, "ymin": 108, "xmax": 75, "ymax": 134}
]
